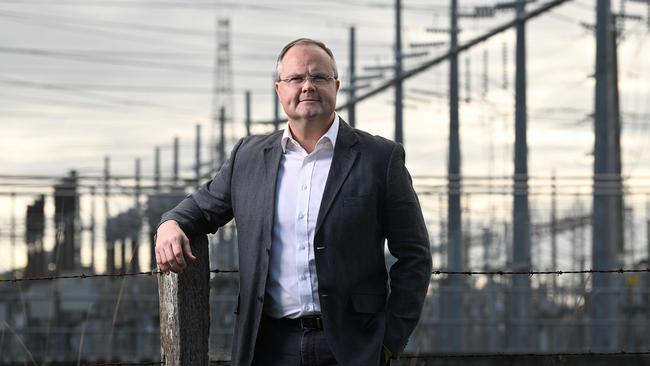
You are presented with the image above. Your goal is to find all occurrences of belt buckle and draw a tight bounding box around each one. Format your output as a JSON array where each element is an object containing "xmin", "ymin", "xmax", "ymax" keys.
[{"xmin": 299, "ymin": 315, "xmax": 323, "ymax": 330}]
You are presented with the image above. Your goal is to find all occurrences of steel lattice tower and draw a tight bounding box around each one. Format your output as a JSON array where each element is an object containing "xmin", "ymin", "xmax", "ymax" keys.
[{"xmin": 211, "ymin": 18, "xmax": 234, "ymax": 170}]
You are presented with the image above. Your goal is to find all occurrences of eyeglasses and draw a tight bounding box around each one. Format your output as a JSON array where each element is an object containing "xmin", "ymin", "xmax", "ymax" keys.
[{"xmin": 278, "ymin": 74, "xmax": 336, "ymax": 86}]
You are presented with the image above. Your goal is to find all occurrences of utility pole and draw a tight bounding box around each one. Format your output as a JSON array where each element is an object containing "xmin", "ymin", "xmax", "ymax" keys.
[
  {"xmin": 90, "ymin": 185, "xmax": 96, "ymax": 272},
  {"xmin": 219, "ymin": 107, "xmax": 226, "ymax": 166},
  {"xmin": 511, "ymin": 0, "xmax": 532, "ymax": 351},
  {"xmin": 245, "ymin": 91, "xmax": 251, "ymax": 136},
  {"xmin": 647, "ymin": 194, "xmax": 650, "ymax": 355},
  {"xmin": 394, "ymin": 0, "xmax": 403, "ymax": 143},
  {"xmin": 217, "ymin": 105, "xmax": 228, "ymax": 270},
  {"xmin": 551, "ymin": 172, "xmax": 557, "ymax": 290},
  {"xmin": 134, "ymin": 158, "xmax": 140, "ymax": 204},
  {"xmin": 442, "ymin": 0, "xmax": 463, "ymax": 353},
  {"xmin": 154, "ymin": 147, "xmax": 161, "ymax": 192},
  {"xmin": 120, "ymin": 237, "xmax": 126, "ymax": 273},
  {"xmin": 104, "ymin": 156, "xmax": 113, "ymax": 274},
  {"xmin": 196, "ymin": 124, "xmax": 201, "ymax": 184},
  {"xmin": 132, "ymin": 158, "xmax": 141, "ymax": 273},
  {"xmin": 10, "ymin": 192, "xmax": 15, "ymax": 274},
  {"xmin": 591, "ymin": 0, "xmax": 622, "ymax": 351},
  {"xmin": 173, "ymin": 136, "xmax": 179, "ymax": 187},
  {"xmin": 348, "ymin": 26, "xmax": 357, "ymax": 128},
  {"xmin": 646, "ymin": 195, "xmax": 649, "ymax": 264},
  {"xmin": 152, "ymin": 147, "xmax": 161, "ymax": 269},
  {"xmin": 439, "ymin": 192, "xmax": 446, "ymax": 268}
]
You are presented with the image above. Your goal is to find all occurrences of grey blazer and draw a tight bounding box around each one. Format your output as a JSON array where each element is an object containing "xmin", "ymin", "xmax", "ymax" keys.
[{"xmin": 161, "ymin": 120, "xmax": 432, "ymax": 366}]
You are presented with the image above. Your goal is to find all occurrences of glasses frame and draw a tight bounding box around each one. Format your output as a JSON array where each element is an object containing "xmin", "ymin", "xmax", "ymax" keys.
[{"xmin": 277, "ymin": 74, "xmax": 337, "ymax": 87}]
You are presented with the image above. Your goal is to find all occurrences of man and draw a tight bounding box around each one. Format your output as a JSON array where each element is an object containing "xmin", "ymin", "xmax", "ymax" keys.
[{"xmin": 155, "ymin": 38, "xmax": 432, "ymax": 366}]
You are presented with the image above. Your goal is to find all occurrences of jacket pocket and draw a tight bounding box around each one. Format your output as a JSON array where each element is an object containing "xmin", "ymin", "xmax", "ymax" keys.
[{"xmin": 351, "ymin": 292, "xmax": 386, "ymax": 314}]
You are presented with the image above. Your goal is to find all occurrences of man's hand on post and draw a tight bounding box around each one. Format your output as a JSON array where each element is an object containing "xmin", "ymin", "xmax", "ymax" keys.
[{"xmin": 155, "ymin": 220, "xmax": 197, "ymax": 273}]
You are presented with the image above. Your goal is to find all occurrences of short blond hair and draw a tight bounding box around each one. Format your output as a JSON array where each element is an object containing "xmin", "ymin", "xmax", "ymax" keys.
[{"xmin": 275, "ymin": 38, "xmax": 338, "ymax": 81}]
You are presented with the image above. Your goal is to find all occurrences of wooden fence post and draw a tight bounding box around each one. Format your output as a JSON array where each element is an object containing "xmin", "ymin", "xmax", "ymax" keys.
[{"xmin": 158, "ymin": 235, "xmax": 210, "ymax": 365}]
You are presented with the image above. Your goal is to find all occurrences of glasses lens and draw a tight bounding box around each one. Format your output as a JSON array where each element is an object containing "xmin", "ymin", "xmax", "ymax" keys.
[
  {"xmin": 289, "ymin": 76, "xmax": 305, "ymax": 85},
  {"xmin": 312, "ymin": 76, "xmax": 328, "ymax": 85}
]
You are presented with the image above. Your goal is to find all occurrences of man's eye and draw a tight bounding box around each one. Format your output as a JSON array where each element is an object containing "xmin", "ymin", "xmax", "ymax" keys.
[
  {"xmin": 289, "ymin": 77, "xmax": 305, "ymax": 84},
  {"xmin": 312, "ymin": 76, "xmax": 327, "ymax": 83}
]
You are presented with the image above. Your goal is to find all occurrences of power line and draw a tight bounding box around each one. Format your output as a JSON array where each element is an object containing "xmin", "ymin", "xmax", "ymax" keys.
[
  {"xmin": 0, "ymin": 77, "xmax": 200, "ymax": 111},
  {"xmin": 256, "ymin": 0, "xmax": 577, "ymax": 125},
  {"xmin": 0, "ymin": 0, "xmax": 397, "ymax": 28},
  {"xmin": 0, "ymin": 79, "xmax": 270, "ymax": 94},
  {"xmin": 0, "ymin": 9, "xmax": 380, "ymax": 47},
  {"xmin": 0, "ymin": 46, "xmax": 213, "ymax": 74},
  {"xmin": 0, "ymin": 11, "xmax": 203, "ymax": 49}
]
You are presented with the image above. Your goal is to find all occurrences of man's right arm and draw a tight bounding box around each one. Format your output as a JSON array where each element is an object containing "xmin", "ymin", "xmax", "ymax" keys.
[{"xmin": 155, "ymin": 138, "xmax": 244, "ymax": 273}]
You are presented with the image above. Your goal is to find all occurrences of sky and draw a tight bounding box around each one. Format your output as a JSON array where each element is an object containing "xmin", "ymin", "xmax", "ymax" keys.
[{"xmin": 1, "ymin": 0, "xmax": 649, "ymax": 272}]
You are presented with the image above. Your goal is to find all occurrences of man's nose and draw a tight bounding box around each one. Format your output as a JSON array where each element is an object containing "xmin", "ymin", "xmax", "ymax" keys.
[{"xmin": 301, "ymin": 78, "xmax": 316, "ymax": 91}]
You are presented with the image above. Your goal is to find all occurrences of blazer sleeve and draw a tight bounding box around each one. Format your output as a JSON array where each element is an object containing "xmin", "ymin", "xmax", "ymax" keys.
[
  {"xmin": 381, "ymin": 143, "xmax": 432, "ymax": 357},
  {"xmin": 159, "ymin": 138, "xmax": 244, "ymax": 236}
]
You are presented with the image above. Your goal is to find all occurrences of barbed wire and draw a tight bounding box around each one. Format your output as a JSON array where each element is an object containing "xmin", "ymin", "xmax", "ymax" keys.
[
  {"xmin": 432, "ymin": 268, "xmax": 650, "ymax": 276},
  {"xmin": 399, "ymin": 350, "xmax": 650, "ymax": 358},
  {"xmin": 19, "ymin": 349, "xmax": 650, "ymax": 365},
  {"xmin": 89, "ymin": 362, "xmax": 163, "ymax": 366},
  {"xmin": 210, "ymin": 269, "xmax": 239, "ymax": 274},
  {"xmin": 2, "ymin": 267, "xmax": 649, "ymax": 284},
  {"xmin": 0, "ymin": 270, "xmax": 160, "ymax": 283},
  {"xmin": 204, "ymin": 350, "xmax": 650, "ymax": 363}
]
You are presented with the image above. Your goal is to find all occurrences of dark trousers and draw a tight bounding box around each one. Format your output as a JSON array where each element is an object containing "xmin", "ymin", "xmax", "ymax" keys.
[
  {"xmin": 252, "ymin": 314, "xmax": 339, "ymax": 366},
  {"xmin": 251, "ymin": 314, "xmax": 391, "ymax": 366}
]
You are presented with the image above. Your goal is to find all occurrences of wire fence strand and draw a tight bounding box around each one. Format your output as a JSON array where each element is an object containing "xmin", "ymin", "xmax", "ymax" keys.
[
  {"xmin": 2, "ymin": 268, "xmax": 649, "ymax": 283},
  {"xmin": 204, "ymin": 350, "xmax": 650, "ymax": 363}
]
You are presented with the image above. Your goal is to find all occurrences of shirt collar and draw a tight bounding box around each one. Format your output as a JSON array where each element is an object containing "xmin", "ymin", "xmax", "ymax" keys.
[{"xmin": 281, "ymin": 114, "xmax": 340, "ymax": 153}]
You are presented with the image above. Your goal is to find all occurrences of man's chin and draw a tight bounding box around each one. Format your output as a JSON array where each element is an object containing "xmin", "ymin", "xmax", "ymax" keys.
[{"xmin": 295, "ymin": 107, "xmax": 323, "ymax": 120}]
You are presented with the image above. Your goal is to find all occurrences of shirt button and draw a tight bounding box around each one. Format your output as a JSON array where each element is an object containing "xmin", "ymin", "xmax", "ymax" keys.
[
  {"xmin": 299, "ymin": 246, "xmax": 305, "ymax": 250},
  {"xmin": 302, "ymin": 185, "xmax": 308, "ymax": 190},
  {"xmin": 300, "ymin": 274, "xmax": 306, "ymax": 280},
  {"xmin": 298, "ymin": 213, "xmax": 304, "ymax": 219}
]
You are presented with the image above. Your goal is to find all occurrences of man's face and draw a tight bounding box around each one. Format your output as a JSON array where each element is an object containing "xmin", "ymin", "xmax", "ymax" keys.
[{"xmin": 275, "ymin": 44, "xmax": 340, "ymax": 124}]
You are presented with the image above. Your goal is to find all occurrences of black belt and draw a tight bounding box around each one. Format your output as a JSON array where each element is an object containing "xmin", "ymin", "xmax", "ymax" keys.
[{"xmin": 267, "ymin": 314, "xmax": 324, "ymax": 330}]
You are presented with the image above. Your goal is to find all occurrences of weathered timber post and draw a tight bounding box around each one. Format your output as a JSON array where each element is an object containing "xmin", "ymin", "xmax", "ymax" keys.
[{"xmin": 158, "ymin": 235, "xmax": 210, "ymax": 365}]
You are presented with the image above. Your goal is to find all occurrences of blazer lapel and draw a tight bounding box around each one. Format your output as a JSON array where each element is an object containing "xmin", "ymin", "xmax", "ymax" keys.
[
  {"xmin": 315, "ymin": 120, "xmax": 359, "ymax": 235},
  {"xmin": 263, "ymin": 135, "xmax": 283, "ymax": 234}
]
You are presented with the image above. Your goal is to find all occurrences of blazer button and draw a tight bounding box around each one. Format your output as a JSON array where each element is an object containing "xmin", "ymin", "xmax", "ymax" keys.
[
  {"xmin": 265, "ymin": 247, "xmax": 271, "ymax": 255},
  {"xmin": 257, "ymin": 295, "xmax": 264, "ymax": 303}
]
